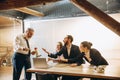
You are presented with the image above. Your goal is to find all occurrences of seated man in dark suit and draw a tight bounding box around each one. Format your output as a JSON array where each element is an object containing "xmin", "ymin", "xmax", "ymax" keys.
[{"xmin": 42, "ymin": 35, "xmax": 85, "ymax": 80}]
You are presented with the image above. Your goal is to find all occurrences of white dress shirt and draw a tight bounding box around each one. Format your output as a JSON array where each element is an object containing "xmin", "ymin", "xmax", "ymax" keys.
[
  {"xmin": 67, "ymin": 44, "xmax": 72, "ymax": 56},
  {"xmin": 14, "ymin": 34, "xmax": 30, "ymax": 54}
]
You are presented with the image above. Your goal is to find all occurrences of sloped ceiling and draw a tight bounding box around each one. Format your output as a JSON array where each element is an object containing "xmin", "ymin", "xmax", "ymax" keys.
[
  {"xmin": 25, "ymin": 0, "xmax": 120, "ymax": 20},
  {"xmin": 0, "ymin": 0, "xmax": 120, "ymax": 20}
]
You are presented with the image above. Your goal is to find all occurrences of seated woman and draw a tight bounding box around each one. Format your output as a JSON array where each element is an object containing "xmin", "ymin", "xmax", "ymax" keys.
[
  {"xmin": 42, "ymin": 42, "xmax": 63, "ymax": 80},
  {"xmin": 79, "ymin": 41, "xmax": 109, "ymax": 80},
  {"xmin": 42, "ymin": 35, "xmax": 85, "ymax": 80},
  {"xmin": 42, "ymin": 41, "xmax": 63, "ymax": 60}
]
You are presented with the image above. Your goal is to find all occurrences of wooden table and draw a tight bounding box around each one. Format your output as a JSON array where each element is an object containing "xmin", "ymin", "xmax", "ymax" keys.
[{"xmin": 27, "ymin": 63, "xmax": 120, "ymax": 80}]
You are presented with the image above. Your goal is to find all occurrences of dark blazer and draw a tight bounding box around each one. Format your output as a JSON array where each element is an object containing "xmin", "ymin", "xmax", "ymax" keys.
[
  {"xmin": 48, "ymin": 44, "xmax": 84, "ymax": 64},
  {"xmin": 84, "ymin": 48, "xmax": 108, "ymax": 66}
]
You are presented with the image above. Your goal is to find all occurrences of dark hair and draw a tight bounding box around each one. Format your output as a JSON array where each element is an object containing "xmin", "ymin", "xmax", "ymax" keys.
[
  {"xmin": 67, "ymin": 35, "xmax": 73, "ymax": 42},
  {"xmin": 58, "ymin": 42, "xmax": 63, "ymax": 49},
  {"xmin": 81, "ymin": 41, "xmax": 92, "ymax": 49}
]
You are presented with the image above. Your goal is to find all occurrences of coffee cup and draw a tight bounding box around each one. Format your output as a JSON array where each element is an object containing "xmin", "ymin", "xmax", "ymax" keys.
[{"xmin": 94, "ymin": 65, "xmax": 105, "ymax": 73}]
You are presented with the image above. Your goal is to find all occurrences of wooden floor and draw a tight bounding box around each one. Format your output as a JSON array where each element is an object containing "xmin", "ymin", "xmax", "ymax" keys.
[
  {"xmin": 0, "ymin": 66, "xmax": 13, "ymax": 80},
  {"xmin": 0, "ymin": 66, "xmax": 36, "ymax": 80},
  {"xmin": 0, "ymin": 58, "xmax": 120, "ymax": 80},
  {"xmin": 0, "ymin": 66, "xmax": 90, "ymax": 80}
]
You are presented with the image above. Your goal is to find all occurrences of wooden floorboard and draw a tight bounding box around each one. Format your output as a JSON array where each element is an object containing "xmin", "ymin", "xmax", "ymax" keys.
[{"xmin": 0, "ymin": 66, "xmax": 90, "ymax": 80}]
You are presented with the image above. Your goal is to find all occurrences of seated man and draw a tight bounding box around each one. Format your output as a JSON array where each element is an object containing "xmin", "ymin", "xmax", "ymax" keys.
[{"xmin": 42, "ymin": 35, "xmax": 85, "ymax": 80}]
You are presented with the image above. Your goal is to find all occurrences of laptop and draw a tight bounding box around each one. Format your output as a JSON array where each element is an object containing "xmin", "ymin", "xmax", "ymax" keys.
[{"xmin": 33, "ymin": 58, "xmax": 52, "ymax": 69}]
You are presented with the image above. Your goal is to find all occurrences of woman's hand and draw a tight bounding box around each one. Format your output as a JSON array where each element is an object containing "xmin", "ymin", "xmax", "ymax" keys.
[
  {"xmin": 42, "ymin": 48, "xmax": 47, "ymax": 52},
  {"xmin": 42, "ymin": 48, "xmax": 50, "ymax": 55}
]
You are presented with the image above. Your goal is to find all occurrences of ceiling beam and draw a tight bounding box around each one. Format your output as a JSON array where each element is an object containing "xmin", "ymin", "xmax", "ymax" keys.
[
  {"xmin": 70, "ymin": 0, "xmax": 120, "ymax": 36},
  {"xmin": 0, "ymin": 0, "xmax": 60, "ymax": 10},
  {"xmin": 15, "ymin": 7, "xmax": 44, "ymax": 17}
]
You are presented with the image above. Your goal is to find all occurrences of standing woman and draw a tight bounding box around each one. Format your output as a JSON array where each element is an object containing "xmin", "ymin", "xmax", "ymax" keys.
[{"xmin": 79, "ymin": 41, "xmax": 108, "ymax": 80}]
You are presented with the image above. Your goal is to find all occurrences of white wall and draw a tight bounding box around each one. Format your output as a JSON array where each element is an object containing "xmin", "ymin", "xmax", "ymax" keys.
[{"xmin": 25, "ymin": 13, "xmax": 120, "ymax": 59}]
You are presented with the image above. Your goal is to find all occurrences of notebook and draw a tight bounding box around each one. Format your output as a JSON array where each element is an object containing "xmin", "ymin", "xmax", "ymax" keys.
[{"xmin": 33, "ymin": 58, "xmax": 52, "ymax": 69}]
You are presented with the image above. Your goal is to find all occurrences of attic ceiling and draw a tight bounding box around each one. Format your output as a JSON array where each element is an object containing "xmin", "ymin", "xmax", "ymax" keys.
[{"xmin": 0, "ymin": 0, "xmax": 120, "ymax": 20}]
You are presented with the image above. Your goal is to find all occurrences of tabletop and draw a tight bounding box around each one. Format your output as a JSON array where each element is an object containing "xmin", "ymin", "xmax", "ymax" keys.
[{"xmin": 27, "ymin": 63, "xmax": 120, "ymax": 79}]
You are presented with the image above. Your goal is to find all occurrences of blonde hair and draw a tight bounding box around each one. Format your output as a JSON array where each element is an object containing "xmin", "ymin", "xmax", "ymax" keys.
[{"xmin": 58, "ymin": 42, "xmax": 63, "ymax": 49}]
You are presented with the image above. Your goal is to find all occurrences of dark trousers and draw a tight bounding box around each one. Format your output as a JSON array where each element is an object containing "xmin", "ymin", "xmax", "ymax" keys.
[
  {"xmin": 91, "ymin": 78, "xmax": 109, "ymax": 80},
  {"xmin": 35, "ymin": 73, "xmax": 57, "ymax": 80},
  {"xmin": 12, "ymin": 52, "xmax": 32, "ymax": 80},
  {"xmin": 62, "ymin": 75, "xmax": 80, "ymax": 80}
]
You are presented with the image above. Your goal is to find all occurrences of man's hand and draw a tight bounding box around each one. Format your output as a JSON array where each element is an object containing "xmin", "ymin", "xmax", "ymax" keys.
[
  {"xmin": 23, "ymin": 47, "xmax": 29, "ymax": 51},
  {"xmin": 59, "ymin": 56, "xmax": 68, "ymax": 62},
  {"xmin": 31, "ymin": 51, "xmax": 36, "ymax": 55},
  {"xmin": 70, "ymin": 63, "xmax": 77, "ymax": 67}
]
